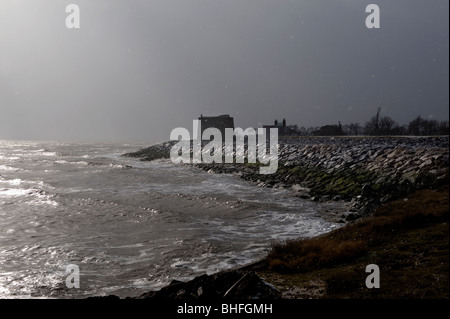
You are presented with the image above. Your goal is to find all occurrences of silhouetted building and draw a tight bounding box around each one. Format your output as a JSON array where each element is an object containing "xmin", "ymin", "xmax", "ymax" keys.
[
  {"xmin": 313, "ymin": 123, "xmax": 345, "ymax": 136},
  {"xmin": 199, "ymin": 114, "xmax": 235, "ymax": 139},
  {"xmin": 263, "ymin": 118, "xmax": 291, "ymax": 136}
]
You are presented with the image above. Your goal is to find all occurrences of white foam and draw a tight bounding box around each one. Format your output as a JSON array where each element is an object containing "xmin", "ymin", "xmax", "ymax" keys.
[
  {"xmin": 0, "ymin": 165, "xmax": 20, "ymax": 172},
  {"xmin": 0, "ymin": 179, "xmax": 45, "ymax": 188},
  {"xmin": 29, "ymin": 199, "xmax": 59, "ymax": 207},
  {"xmin": 7, "ymin": 179, "xmax": 22, "ymax": 185},
  {"xmin": 0, "ymin": 187, "xmax": 58, "ymax": 206},
  {"xmin": 108, "ymin": 163, "xmax": 125, "ymax": 168},
  {"xmin": 0, "ymin": 188, "xmax": 30, "ymax": 197},
  {"xmin": 42, "ymin": 152, "xmax": 57, "ymax": 157}
]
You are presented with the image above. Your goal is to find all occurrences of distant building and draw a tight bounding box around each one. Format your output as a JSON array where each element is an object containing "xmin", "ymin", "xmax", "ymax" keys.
[
  {"xmin": 263, "ymin": 118, "xmax": 291, "ymax": 136},
  {"xmin": 313, "ymin": 122, "xmax": 344, "ymax": 136},
  {"xmin": 199, "ymin": 114, "xmax": 234, "ymax": 139}
]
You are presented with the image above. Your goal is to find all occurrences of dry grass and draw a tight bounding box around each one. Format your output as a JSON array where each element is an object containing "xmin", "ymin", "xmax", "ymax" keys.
[
  {"xmin": 256, "ymin": 183, "xmax": 449, "ymax": 298},
  {"xmin": 266, "ymin": 185, "xmax": 449, "ymax": 272},
  {"xmin": 268, "ymin": 238, "xmax": 368, "ymax": 272}
]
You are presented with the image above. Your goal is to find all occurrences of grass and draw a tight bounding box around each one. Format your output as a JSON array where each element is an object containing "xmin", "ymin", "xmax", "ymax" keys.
[
  {"xmin": 254, "ymin": 183, "xmax": 449, "ymax": 298},
  {"xmin": 267, "ymin": 238, "xmax": 368, "ymax": 272}
]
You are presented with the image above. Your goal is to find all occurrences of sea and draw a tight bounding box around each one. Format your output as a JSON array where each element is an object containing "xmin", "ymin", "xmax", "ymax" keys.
[{"xmin": 0, "ymin": 140, "xmax": 348, "ymax": 299}]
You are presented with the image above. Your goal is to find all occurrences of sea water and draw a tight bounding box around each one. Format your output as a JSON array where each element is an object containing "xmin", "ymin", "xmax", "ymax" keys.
[{"xmin": 0, "ymin": 140, "xmax": 347, "ymax": 298}]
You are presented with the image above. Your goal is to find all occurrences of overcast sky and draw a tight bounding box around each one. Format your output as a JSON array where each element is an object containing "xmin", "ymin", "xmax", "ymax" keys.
[{"xmin": 0, "ymin": 0, "xmax": 448, "ymax": 143}]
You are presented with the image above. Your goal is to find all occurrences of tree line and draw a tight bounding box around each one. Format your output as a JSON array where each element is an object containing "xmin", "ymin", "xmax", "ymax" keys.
[{"xmin": 286, "ymin": 108, "xmax": 449, "ymax": 136}]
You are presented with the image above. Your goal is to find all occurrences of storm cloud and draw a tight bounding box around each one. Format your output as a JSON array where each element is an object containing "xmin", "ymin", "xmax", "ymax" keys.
[{"xmin": 0, "ymin": 0, "xmax": 448, "ymax": 143}]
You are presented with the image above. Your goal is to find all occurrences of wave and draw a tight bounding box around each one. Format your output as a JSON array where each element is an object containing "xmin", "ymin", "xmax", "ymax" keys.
[
  {"xmin": 0, "ymin": 165, "xmax": 21, "ymax": 172},
  {"xmin": 0, "ymin": 178, "xmax": 46, "ymax": 187},
  {"xmin": 2, "ymin": 178, "xmax": 23, "ymax": 186},
  {"xmin": 0, "ymin": 187, "xmax": 58, "ymax": 206},
  {"xmin": 0, "ymin": 188, "xmax": 31, "ymax": 197},
  {"xmin": 28, "ymin": 149, "xmax": 57, "ymax": 157},
  {"xmin": 87, "ymin": 162, "xmax": 132, "ymax": 169},
  {"xmin": 54, "ymin": 160, "xmax": 88, "ymax": 166}
]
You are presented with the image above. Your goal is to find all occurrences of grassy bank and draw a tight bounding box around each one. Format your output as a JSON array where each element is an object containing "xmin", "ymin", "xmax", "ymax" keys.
[{"xmin": 251, "ymin": 183, "xmax": 449, "ymax": 298}]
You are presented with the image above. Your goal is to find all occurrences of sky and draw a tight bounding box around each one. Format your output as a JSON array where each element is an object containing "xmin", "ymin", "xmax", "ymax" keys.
[{"xmin": 0, "ymin": 0, "xmax": 448, "ymax": 143}]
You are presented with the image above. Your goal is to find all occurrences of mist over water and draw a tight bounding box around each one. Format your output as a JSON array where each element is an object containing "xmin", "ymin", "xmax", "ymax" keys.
[{"xmin": 0, "ymin": 140, "xmax": 347, "ymax": 298}]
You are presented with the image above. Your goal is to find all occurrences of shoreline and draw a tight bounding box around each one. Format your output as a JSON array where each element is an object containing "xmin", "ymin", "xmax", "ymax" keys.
[
  {"xmin": 125, "ymin": 136, "xmax": 449, "ymax": 220},
  {"xmin": 113, "ymin": 136, "xmax": 449, "ymax": 299}
]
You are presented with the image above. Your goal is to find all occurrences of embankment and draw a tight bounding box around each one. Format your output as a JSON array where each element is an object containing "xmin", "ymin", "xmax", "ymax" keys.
[
  {"xmin": 126, "ymin": 136, "xmax": 449, "ymax": 220},
  {"xmin": 118, "ymin": 136, "xmax": 449, "ymax": 299}
]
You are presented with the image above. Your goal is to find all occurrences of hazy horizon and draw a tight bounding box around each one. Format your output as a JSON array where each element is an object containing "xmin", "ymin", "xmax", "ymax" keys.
[{"xmin": 1, "ymin": 0, "xmax": 448, "ymax": 144}]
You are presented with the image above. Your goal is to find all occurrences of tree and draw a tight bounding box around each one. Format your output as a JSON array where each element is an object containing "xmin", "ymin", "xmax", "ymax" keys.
[
  {"xmin": 313, "ymin": 124, "xmax": 345, "ymax": 136},
  {"xmin": 364, "ymin": 107, "xmax": 398, "ymax": 135},
  {"xmin": 299, "ymin": 126, "xmax": 308, "ymax": 136},
  {"xmin": 379, "ymin": 116, "xmax": 397, "ymax": 135},
  {"xmin": 408, "ymin": 116, "xmax": 447, "ymax": 136},
  {"xmin": 348, "ymin": 123, "xmax": 361, "ymax": 136},
  {"xmin": 287, "ymin": 124, "xmax": 301, "ymax": 136},
  {"xmin": 438, "ymin": 121, "xmax": 449, "ymax": 135},
  {"xmin": 364, "ymin": 107, "xmax": 382, "ymax": 135},
  {"xmin": 408, "ymin": 116, "xmax": 424, "ymax": 135},
  {"xmin": 423, "ymin": 119, "xmax": 439, "ymax": 135}
]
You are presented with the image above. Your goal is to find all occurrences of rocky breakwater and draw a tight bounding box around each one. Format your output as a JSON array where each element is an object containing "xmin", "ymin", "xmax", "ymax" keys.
[
  {"xmin": 196, "ymin": 136, "xmax": 449, "ymax": 220},
  {"xmin": 133, "ymin": 269, "xmax": 281, "ymax": 300},
  {"xmin": 124, "ymin": 140, "xmax": 176, "ymax": 161},
  {"xmin": 119, "ymin": 137, "xmax": 448, "ymax": 300},
  {"xmin": 124, "ymin": 136, "xmax": 449, "ymax": 220},
  {"xmin": 88, "ymin": 268, "xmax": 281, "ymax": 300}
]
